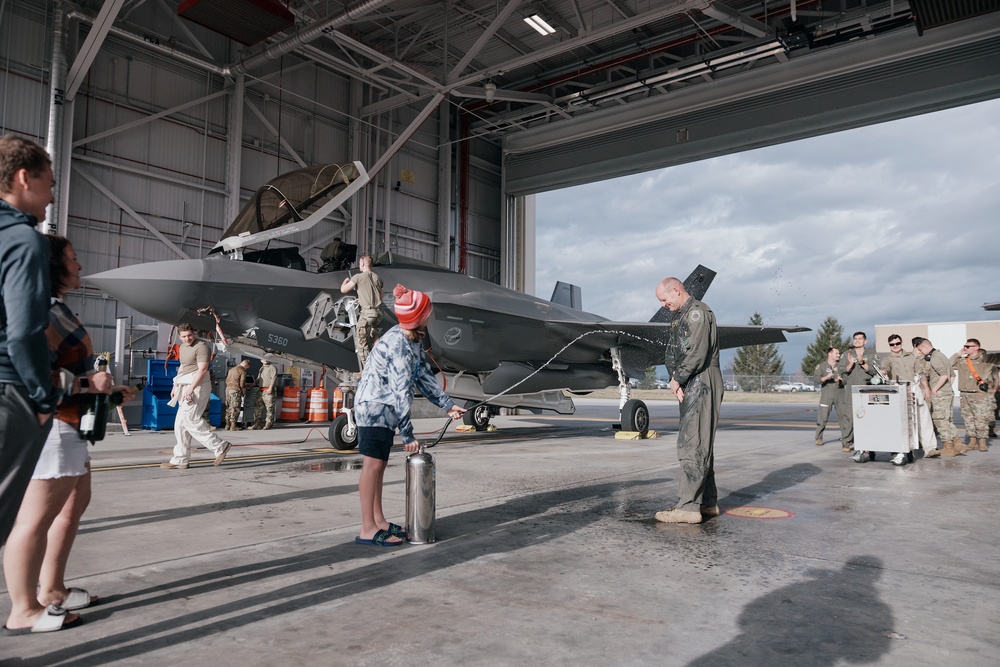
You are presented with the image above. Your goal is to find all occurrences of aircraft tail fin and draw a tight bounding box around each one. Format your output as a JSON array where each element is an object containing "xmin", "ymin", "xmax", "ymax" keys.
[
  {"xmin": 550, "ymin": 281, "xmax": 583, "ymax": 310},
  {"xmin": 649, "ymin": 264, "xmax": 716, "ymax": 323}
]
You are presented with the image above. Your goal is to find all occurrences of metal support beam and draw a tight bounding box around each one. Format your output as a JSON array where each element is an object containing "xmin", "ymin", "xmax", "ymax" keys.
[
  {"xmin": 447, "ymin": 0, "xmax": 522, "ymax": 83},
  {"xmin": 65, "ymin": 0, "xmax": 126, "ymax": 101},
  {"xmin": 226, "ymin": 74, "xmax": 245, "ymax": 224},
  {"xmin": 368, "ymin": 93, "xmax": 445, "ymax": 179},
  {"xmin": 73, "ymin": 165, "xmax": 190, "ymax": 259},
  {"xmin": 45, "ymin": 4, "xmax": 68, "ymax": 235},
  {"xmin": 436, "ymin": 102, "xmax": 452, "ymax": 268},
  {"xmin": 73, "ymin": 90, "xmax": 228, "ymax": 148},
  {"xmin": 244, "ymin": 97, "xmax": 307, "ymax": 168},
  {"xmin": 702, "ymin": 2, "xmax": 773, "ymax": 37}
]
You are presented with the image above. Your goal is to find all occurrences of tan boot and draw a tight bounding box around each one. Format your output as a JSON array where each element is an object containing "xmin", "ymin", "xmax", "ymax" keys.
[
  {"xmin": 924, "ymin": 447, "xmax": 941, "ymax": 458},
  {"xmin": 953, "ymin": 437, "xmax": 968, "ymax": 455},
  {"xmin": 979, "ymin": 438, "xmax": 989, "ymax": 452},
  {"xmin": 941, "ymin": 442, "xmax": 957, "ymax": 457}
]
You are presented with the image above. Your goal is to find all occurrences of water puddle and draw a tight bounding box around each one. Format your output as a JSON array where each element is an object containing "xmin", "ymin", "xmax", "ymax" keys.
[{"xmin": 304, "ymin": 458, "xmax": 364, "ymax": 472}]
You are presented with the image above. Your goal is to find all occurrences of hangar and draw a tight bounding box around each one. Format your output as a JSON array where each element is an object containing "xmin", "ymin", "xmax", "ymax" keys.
[{"xmin": 2, "ymin": 0, "xmax": 999, "ymax": 355}]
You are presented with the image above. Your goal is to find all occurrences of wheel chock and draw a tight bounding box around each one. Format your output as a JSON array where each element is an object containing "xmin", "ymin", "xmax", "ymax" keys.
[{"xmin": 614, "ymin": 430, "xmax": 659, "ymax": 440}]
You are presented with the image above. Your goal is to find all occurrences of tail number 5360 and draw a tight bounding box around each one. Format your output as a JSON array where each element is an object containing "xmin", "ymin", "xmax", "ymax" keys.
[{"xmin": 267, "ymin": 333, "xmax": 289, "ymax": 347}]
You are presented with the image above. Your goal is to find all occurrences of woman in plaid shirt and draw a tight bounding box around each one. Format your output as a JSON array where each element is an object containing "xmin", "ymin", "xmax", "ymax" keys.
[{"xmin": 2, "ymin": 236, "xmax": 133, "ymax": 635}]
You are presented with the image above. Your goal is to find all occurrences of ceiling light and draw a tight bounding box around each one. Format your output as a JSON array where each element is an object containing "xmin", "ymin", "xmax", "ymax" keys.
[
  {"xmin": 484, "ymin": 81, "xmax": 496, "ymax": 103},
  {"xmin": 524, "ymin": 14, "xmax": 556, "ymax": 36}
]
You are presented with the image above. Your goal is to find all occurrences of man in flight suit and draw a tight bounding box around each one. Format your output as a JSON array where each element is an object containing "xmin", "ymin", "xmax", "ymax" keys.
[
  {"xmin": 653, "ymin": 277, "xmax": 723, "ymax": 524},
  {"xmin": 842, "ymin": 331, "xmax": 875, "ymax": 454},
  {"xmin": 814, "ymin": 347, "xmax": 844, "ymax": 446}
]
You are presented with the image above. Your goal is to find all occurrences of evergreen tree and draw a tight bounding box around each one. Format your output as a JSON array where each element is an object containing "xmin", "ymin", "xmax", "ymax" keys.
[
  {"xmin": 801, "ymin": 316, "xmax": 850, "ymax": 378},
  {"xmin": 732, "ymin": 312, "xmax": 785, "ymax": 392}
]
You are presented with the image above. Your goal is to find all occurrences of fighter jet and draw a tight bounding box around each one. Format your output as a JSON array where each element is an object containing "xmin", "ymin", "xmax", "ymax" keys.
[{"xmin": 88, "ymin": 162, "xmax": 809, "ymax": 447}]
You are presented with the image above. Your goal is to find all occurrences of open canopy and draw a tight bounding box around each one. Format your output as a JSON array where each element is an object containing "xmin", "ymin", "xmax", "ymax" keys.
[{"xmin": 210, "ymin": 162, "xmax": 369, "ymax": 254}]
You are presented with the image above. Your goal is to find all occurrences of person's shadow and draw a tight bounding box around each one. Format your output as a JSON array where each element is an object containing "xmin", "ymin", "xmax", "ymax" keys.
[{"xmin": 688, "ymin": 556, "xmax": 894, "ymax": 666}]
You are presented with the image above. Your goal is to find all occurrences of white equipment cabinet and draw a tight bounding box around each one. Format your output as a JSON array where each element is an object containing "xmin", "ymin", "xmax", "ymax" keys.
[{"xmin": 851, "ymin": 384, "xmax": 918, "ymax": 459}]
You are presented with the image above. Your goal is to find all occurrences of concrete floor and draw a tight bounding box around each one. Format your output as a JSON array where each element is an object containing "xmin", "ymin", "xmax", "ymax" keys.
[{"xmin": 1, "ymin": 399, "xmax": 998, "ymax": 666}]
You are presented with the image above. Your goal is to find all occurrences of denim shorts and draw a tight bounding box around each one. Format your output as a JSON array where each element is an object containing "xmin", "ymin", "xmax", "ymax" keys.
[{"xmin": 358, "ymin": 426, "xmax": 395, "ymax": 461}]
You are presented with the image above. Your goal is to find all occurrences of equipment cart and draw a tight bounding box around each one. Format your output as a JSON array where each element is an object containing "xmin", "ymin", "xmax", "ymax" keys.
[{"xmin": 851, "ymin": 383, "xmax": 919, "ymax": 465}]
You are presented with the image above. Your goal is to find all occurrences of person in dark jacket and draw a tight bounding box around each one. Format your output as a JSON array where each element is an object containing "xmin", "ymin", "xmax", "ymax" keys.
[{"xmin": 0, "ymin": 135, "xmax": 59, "ymax": 549}]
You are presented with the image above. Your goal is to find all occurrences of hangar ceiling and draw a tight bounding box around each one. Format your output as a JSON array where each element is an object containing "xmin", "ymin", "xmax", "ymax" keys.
[{"xmin": 67, "ymin": 0, "xmax": 1000, "ymax": 195}]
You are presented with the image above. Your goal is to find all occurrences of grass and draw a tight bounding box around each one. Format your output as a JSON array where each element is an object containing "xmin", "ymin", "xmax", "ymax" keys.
[{"xmin": 579, "ymin": 388, "xmax": 818, "ymax": 403}]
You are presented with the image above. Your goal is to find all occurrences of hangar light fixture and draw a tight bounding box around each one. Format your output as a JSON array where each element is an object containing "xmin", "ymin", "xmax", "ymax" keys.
[{"xmin": 524, "ymin": 14, "xmax": 556, "ymax": 36}]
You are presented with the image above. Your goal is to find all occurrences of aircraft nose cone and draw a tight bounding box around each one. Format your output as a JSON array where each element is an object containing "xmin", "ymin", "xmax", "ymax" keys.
[{"xmin": 86, "ymin": 260, "xmax": 207, "ymax": 324}]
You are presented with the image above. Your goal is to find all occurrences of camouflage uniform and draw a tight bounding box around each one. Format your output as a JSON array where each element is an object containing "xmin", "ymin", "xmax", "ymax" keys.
[
  {"xmin": 253, "ymin": 363, "xmax": 278, "ymax": 429},
  {"xmin": 951, "ymin": 350, "xmax": 1000, "ymax": 443},
  {"xmin": 224, "ymin": 363, "xmax": 249, "ymax": 429},
  {"xmin": 882, "ymin": 349, "xmax": 935, "ymax": 450},
  {"xmin": 351, "ymin": 270, "xmax": 383, "ymax": 369},
  {"xmin": 916, "ymin": 349, "xmax": 958, "ymax": 443}
]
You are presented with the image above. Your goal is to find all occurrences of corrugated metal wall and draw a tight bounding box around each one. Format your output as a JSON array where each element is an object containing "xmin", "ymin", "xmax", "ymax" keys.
[{"xmin": 0, "ymin": 0, "xmax": 503, "ymax": 356}]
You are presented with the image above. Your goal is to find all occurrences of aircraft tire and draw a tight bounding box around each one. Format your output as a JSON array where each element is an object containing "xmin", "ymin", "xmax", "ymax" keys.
[
  {"xmin": 622, "ymin": 399, "xmax": 649, "ymax": 436},
  {"xmin": 330, "ymin": 414, "xmax": 358, "ymax": 449},
  {"xmin": 463, "ymin": 401, "xmax": 491, "ymax": 431}
]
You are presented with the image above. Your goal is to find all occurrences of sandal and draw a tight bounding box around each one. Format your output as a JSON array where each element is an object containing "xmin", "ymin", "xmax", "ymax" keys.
[{"xmin": 354, "ymin": 528, "xmax": 404, "ymax": 547}]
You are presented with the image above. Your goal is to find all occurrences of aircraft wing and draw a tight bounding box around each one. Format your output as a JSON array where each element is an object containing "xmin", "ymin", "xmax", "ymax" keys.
[
  {"xmin": 540, "ymin": 320, "xmax": 810, "ymax": 352},
  {"xmin": 495, "ymin": 319, "xmax": 810, "ymax": 386}
]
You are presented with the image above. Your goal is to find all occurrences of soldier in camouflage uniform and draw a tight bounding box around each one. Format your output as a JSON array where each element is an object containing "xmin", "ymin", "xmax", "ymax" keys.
[
  {"xmin": 224, "ymin": 359, "xmax": 251, "ymax": 430},
  {"xmin": 916, "ymin": 338, "xmax": 964, "ymax": 456},
  {"xmin": 250, "ymin": 359, "xmax": 277, "ymax": 430},
  {"xmin": 950, "ymin": 339, "xmax": 1000, "ymax": 452},
  {"xmin": 653, "ymin": 277, "xmax": 723, "ymax": 525}
]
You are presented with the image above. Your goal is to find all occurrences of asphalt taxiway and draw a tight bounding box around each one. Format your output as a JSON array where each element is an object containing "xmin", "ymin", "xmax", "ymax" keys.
[{"xmin": 1, "ymin": 398, "xmax": 997, "ymax": 666}]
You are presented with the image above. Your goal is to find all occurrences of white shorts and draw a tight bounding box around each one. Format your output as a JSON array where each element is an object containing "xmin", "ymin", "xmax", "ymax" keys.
[{"xmin": 32, "ymin": 419, "xmax": 91, "ymax": 480}]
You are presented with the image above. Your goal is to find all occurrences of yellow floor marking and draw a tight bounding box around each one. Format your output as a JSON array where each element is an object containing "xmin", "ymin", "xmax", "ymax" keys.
[{"xmin": 725, "ymin": 506, "xmax": 794, "ymax": 519}]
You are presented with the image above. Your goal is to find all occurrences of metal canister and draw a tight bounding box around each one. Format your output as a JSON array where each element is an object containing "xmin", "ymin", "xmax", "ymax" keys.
[{"xmin": 404, "ymin": 446, "xmax": 436, "ymax": 544}]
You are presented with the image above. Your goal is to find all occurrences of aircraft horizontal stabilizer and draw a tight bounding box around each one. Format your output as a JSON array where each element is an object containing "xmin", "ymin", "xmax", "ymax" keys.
[{"xmin": 718, "ymin": 325, "xmax": 810, "ymax": 349}]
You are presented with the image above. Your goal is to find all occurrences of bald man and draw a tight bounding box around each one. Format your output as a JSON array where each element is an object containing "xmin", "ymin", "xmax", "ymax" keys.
[{"xmin": 654, "ymin": 277, "xmax": 723, "ymax": 524}]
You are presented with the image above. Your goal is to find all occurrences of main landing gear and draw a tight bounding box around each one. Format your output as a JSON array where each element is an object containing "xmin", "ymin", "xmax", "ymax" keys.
[
  {"xmin": 463, "ymin": 400, "xmax": 495, "ymax": 431},
  {"xmin": 611, "ymin": 347, "xmax": 649, "ymax": 436}
]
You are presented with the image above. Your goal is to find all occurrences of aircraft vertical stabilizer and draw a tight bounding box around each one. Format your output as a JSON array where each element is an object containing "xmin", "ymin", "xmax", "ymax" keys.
[
  {"xmin": 550, "ymin": 281, "xmax": 583, "ymax": 310},
  {"xmin": 649, "ymin": 265, "xmax": 717, "ymax": 323}
]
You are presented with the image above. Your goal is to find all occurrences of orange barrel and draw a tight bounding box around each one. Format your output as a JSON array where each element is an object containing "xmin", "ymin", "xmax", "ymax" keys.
[
  {"xmin": 279, "ymin": 386, "xmax": 300, "ymax": 422},
  {"xmin": 331, "ymin": 386, "xmax": 344, "ymax": 418},
  {"xmin": 307, "ymin": 387, "xmax": 329, "ymax": 422}
]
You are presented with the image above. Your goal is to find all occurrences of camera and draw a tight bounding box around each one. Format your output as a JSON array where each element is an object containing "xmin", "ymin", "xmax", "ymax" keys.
[{"xmin": 979, "ymin": 381, "xmax": 989, "ymax": 392}]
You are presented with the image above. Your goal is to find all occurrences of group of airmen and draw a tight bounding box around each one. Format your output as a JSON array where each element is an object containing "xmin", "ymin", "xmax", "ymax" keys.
[{"xmin": 814, "ymin": 331, "xmax": 999, "ymax": 465}]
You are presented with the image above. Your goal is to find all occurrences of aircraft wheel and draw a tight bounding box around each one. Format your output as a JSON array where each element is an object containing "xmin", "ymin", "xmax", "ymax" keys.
[
  {"xmin": 463, "ymin": 401, "xmax": 492, "ymax": 431},
  {"xmin": 329, "ymin": 414, "xmax": 358, "ymax": 450},
  {"xmin": 622, "ymin": 399, "xmax": 649, "ymax": 436}
]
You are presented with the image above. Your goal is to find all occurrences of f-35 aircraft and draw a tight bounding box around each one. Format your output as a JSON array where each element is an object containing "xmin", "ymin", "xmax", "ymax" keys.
[{"xmin": 88, "ymin": 163, "xmax": 808, "ymax": 446}]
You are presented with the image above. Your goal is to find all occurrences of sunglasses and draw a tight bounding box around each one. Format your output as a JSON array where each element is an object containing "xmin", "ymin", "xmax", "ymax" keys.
[{"xmin": 889, "ymin": 342, "xmax": 902, "ymax": 347}]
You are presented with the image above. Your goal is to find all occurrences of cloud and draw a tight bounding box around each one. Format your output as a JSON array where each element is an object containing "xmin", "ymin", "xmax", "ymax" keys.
[{"xmin": 536, "ymin": 98, "xmax": 1000, "ymax": 373}]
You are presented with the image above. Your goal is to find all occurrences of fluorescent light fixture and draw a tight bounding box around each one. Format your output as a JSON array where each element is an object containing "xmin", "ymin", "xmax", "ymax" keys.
[{"xmin": 524, "ymin": 14, "xmax": 556, "ymax": 36}]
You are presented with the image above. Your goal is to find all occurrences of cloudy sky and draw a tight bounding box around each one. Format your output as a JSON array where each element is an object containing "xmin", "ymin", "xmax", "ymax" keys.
[{"xmin": 535, "ymin": 97, "xmax": 1000, "ymax": 375}]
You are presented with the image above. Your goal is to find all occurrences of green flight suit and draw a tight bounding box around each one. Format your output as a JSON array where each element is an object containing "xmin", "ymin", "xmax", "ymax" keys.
[{"xmin": 664, "ymin": 297, "xmax": 723, "ymax": 513}]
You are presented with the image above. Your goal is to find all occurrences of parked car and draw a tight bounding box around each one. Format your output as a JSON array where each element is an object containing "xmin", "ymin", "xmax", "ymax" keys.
[
  {"xmin": 655, "ymin": 379, "xmax": 670, "ymax": 390},
  {"xmin": 794, "ymin": 382, "xmax": 817, "ymax": 392},
  {"xmin": 773, "ymin": 381, "xmax": 798, "ymax": 392},
  {"xmin": 724, "ymin": 381, "xmax": 739, "ymax": 391}
]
